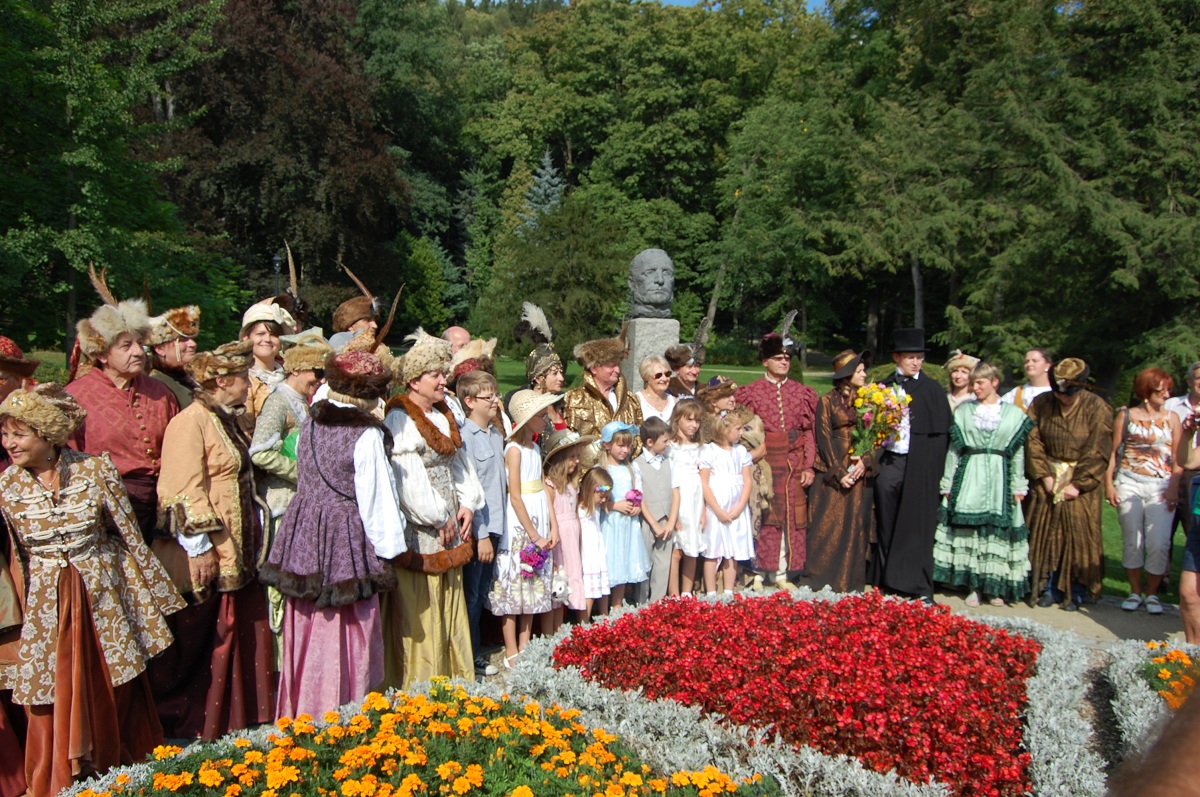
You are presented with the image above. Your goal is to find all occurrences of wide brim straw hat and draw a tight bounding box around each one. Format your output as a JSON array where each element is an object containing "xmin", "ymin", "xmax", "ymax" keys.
[
  {"xmin": 507, "ymin": 389, "xmax": 563, "ymax": 439},
  {"xmin": 541, "ymin": 428, "xmax": 598, "ymax": 468},
  {"xmin": 831, "ymin": 349, "xmax": 872, "ymax": 380}
]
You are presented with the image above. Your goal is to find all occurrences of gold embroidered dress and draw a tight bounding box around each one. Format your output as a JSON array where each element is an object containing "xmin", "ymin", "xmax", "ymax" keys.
[{"xmin": 0, "ymin": 450, "xmax": 183, "ymax": 704}]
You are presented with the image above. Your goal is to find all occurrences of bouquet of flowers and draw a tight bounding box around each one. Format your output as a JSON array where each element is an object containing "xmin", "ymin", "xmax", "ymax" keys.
[
  {"xmin": 626, "ymin": 489, "xmax": 644, "ymax": 508},
  {"xmin": 849, "ymin": 382, "xmax": 911, "ymax": 456},
  {"xmin": 518, "ymin": 542, "xmax": 551, "ymax": 579}
]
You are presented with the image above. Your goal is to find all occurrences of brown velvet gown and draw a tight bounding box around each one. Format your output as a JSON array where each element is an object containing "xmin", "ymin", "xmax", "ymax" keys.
[
  {"xmin": 1024, "ymin": 390, "xmax": 1113, "ymax": 601},
  {"xmin": 805, "ymin": 391, "xmax": 875, "ymax": 593}
]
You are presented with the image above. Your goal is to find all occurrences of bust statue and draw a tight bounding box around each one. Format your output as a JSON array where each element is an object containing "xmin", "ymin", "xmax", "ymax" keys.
[{"xmin": 628, "ymin": 248, "xmax": 674, "ymax": 319}]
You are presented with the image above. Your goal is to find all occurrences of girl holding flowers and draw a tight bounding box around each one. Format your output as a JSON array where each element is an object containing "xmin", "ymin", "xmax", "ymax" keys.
[
  {"xmin": 599, "ymin": 421, "xmax": 650, "ymax": 610},
  {"xmin": 487, "ymin": 390, "xmax": 561, "ymax": 668}
]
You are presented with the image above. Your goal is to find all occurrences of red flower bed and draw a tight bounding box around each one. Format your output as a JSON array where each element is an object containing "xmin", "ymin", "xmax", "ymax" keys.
[{"xmin": 553, "ymin": 592, "xmax": 1040, "ymax": 797}]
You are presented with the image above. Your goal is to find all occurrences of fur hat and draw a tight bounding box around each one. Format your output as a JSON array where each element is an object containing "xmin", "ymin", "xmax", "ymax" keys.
[
  {"xmin": 944, "ymin": 349, "xmax": 979, "ymax": 373},
  {"xmin": 325, "ymin": 350, "xmax": 391, "ymax": 400},
  {"xmin": 573, "ymin": 325, "xmax": 629, "ymax": 370},
  {"xmin": 281, "ymin": 328, "xmax": 333, "ymax": 372},
  {"xmin": 332, "ymin": 260, "xmax": 384, "ymax": 333},
  {"xmin": 1052, "ymin": 357, "xmax": 1090, "ymax": 395},
  {"xmin": 0, "ymin": 337, "xmax": 39, "ymax": 378},
  {"xmin": 241, "ymin": 299, "xmax": 296, "ymax": 333},
  {"xmin": 665, "ymin": 344, "xmax": 702, "ymax": 371},
  {"xmin": 758, "ymin": 333, "xmax": 790, "ymax": 361},
  {"xmin": 0, "ymin": 383, "xmax": 86, "ymax": 447},
  {"xmin": 507, "ymin": 389, "xmax": 563, "ymax": 439},
  {"xmin": 187, "ymin": 340, "xmax": 254, "ymax": 384},
  {"xmin": 696, "ymin": 375, "xmax": 737, "ymax": 408},
  {"xmin": 75, "ymin": 265, "xmax": 151, "ymax": 360},
  {"xmin": 146, "ymin": 305, "xmax": 201, "ymax": 347},
  {"xmin": 398, "ymin": 327, "xmax": 452, "ymax": 387},
  {"xmin": 448, "ymin": 338, "xmax": 497, "ymax": 385}
]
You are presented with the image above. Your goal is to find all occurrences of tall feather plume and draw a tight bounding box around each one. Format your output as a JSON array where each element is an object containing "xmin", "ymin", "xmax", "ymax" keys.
[
  {"xmin": 285, "ymin": 240, "xmax": 299, "ymax": 295},
  {"xmin": 374, "ymin": 284, "xmax": 405, "ymax": 347},
  {"xmin": 338, "ymin": 255, "xmax": 375, "ymax": 303},
  {"xmin": 142, "ymin": 276, "xmax": 153, "ymax": 313},
  {"xmin": 778, "ymin": 309, "xmax": 798, "ymax": 340},
  {"xmin": 88, "ymin": 263, "xmax": 118, "ymax": 307},
  {"xmin": 691, "ymin": 316, "xmax": 711, "ymax": 349},
  {"xmin": 512, "ymin": 301, "xmax": 554, "ymax": 346}
]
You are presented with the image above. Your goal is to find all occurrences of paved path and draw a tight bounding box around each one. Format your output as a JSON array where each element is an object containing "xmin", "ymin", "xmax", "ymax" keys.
[{"xmin": 933, "ymin": 588, "xmax": 1184, "ymax": 648}]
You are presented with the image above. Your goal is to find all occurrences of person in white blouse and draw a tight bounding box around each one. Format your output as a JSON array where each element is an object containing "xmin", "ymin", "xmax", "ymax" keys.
[
  {"xmin": 381, "ymin": 328, "xmax": 485, "ymax": 687},
  {"xmin": 1000, "ymin": 348, "xmax": 1053, "ymax": 413},
  {"xmin": 636, "ymin": 354, "xmax": 678, "ymax": 424}
]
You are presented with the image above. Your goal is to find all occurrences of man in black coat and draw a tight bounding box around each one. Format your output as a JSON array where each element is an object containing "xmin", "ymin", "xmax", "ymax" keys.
[{"xmin": 872, "ymin": 328, "xmax": 952, "ymax": 603}]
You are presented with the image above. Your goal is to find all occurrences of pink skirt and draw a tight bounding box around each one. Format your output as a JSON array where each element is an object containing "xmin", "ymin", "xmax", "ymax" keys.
[{"xmin": 276, "ymin": 596, "xmax": 382, "ymax": 720}]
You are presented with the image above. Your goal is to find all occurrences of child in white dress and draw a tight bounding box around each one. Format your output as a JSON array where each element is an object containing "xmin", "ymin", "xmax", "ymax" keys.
[
  {"xmin": 578, "ymin": 466, "xmax": 613, "ymax": 618},
  {"xmin": 668, "ymin": 399, "xmax": 705, "ymax": 596},
  {"xmin": 698, "ymin": 410, "xmax": 755, "ymax": 595},
  {"xmin": 486, "ymin": 389, "xmax": 561, "ymax": 669}
]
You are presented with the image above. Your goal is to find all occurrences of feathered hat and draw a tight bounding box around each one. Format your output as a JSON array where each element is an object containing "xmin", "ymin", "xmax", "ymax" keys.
[
  {"xmin": 758, "ymin": 310, "xmax": 800, "ymax": 361},
  {"xmin": 395, "ymin": 327, "xmax": 453, "ymax": 387},
  {"xmin": 665, "ymin": 317, "xmax": 711, "ymax": 371},
  {"xmin": 340, "ymin": 283, "xmax": 402, "ymax": 370},
  {"xmin": 269, "ymin": 241, "xmax": 309, "ymax": 330},
  {"xmin": 513, "ymin": 302, "xmax": 562, "ymax": 383},
  {"xmin": 146, "ymin": 305, "xmax": 201, "ymax": 347},
  {"xmin": 944, "ymin": 349, "xmax": 980, "ymax": 373},
  {"xmin": 450, "ymin": 337, "xmax": 498, "ymax": 385},
  {"xmin": 332, "ymin": 258, "xmax": 384, "ymax": 333},
  {"xmin": 75, "ymin": 264, "xmax": 151, "ymax": 361},
  {"xmin": 573, "ymin": 324, "xmax": 629, "ymax": 371}
]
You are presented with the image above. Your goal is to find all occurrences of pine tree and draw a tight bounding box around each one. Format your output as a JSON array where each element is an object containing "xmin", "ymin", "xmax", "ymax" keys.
[{"xmin": 518, "ymin": 150, "xmax": 566, "ymax": 231}]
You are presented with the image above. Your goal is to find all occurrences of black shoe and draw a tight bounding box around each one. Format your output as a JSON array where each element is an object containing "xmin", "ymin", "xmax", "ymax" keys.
[
  {"xmin": 1062, "ymin": 600, "xmax": 1080, "ymax": 612},
  {"xmin": 919, "ymin": 594, "xmax": 935, "ymax": 606},
  {"xmin": 1036, "ymin": 593, "xmax": 1056, "ymax": 608}
]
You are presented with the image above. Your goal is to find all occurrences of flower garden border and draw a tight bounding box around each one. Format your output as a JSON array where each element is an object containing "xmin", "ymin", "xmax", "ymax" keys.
[
  {"xmin": 1105, "ymin": 639, "xmax": 1200, "ymax": 759},
  {"xmin": 508, "ymin": 589, "xmax": 1106, "ymax": 797},
  {"xmin": 61, "ymin": 589, "xmax": 1107, "ymax": 797}
]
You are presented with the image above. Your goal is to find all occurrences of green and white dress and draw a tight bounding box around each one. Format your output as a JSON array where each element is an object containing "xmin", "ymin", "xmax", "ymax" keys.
[{"xmin": 932, "ymin": 401, "xmax": 1034, "ymax": 602}]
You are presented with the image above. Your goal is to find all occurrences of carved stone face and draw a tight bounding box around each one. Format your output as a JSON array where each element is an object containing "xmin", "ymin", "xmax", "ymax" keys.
[{"xmin": 628, "ymin": 249, "xmax": 674, "ymax": 319}]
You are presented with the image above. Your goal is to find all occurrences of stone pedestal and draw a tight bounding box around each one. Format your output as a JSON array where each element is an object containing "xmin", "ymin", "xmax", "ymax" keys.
[{"xmin": 622, "ymin": 317, "xmax": 680, "ymax": 393}]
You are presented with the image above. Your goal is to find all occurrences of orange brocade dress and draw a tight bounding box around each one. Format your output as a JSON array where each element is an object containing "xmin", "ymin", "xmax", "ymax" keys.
[{"xmin": 0, "ymin": 450, "xmax": 185, "ymax": 797}]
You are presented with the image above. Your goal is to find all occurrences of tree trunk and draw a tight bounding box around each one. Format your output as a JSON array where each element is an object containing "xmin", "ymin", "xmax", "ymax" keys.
[
  {"xmin": 867, "ymin": 291, "xmax": 880, "ymax": 353},
  {"xmin": 703, "ymin": 201, "xmax": 741, "ymax": 335},
  {"xmin": 911, "ymin": 253, "xmax": 924, "ymax": 330}
]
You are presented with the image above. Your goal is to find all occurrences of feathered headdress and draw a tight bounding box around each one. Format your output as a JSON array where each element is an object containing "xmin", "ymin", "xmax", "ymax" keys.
[
  {"xmin": 757, "ymin": 309, "xmax": 800, "ymax": 361},
  {"xmin": 665, "ymin": 317, "xmax": 711, "ymax": 370},
  {"xmin": 72, "ymin": 263, "xmax": 151, "ymax": 375},
  {"xmin": 269, "ymin": 241, "xmax": 309, "ymax": 330},
  {"xmin": 332, "ymin": 256, "xmax": 385, "ymax": 332},
  {"xmin": 514, "ymin": 302, "xmax": 563, "ymax": 383}
]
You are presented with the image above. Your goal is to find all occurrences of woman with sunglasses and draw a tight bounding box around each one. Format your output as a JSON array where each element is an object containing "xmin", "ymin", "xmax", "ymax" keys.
[{"xmin": 636, "ymin": 354, "xmax": 677, "ymax": 424}]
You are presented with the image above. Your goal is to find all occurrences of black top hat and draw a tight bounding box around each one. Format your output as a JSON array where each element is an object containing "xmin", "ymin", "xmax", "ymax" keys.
[{"xmin": 890, "ymin": 328, "xmax": 928, "ymax": 354}]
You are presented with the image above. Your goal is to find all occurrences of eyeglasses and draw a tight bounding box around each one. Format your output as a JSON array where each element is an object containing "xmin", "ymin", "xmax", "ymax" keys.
[
  {"xmin": 650, "ymin": 371, "xmax": 670, "ymax": 380},
  {"xmin": 769, "ymin": 354, "xmax": 791, "ymax": 362},
  {"xmin": 311, "ymin": 369, "xmax": 325, "ymax": 380},
  {"xmin": 472, "ymin": 393, "xmax": 498, "ymax": 402}
]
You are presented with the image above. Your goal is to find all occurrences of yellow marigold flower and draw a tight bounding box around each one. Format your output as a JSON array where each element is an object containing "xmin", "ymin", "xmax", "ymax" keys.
[
  {"xmin": 854, "ymin": 399, "xmax": 864, "ymax": 408},
  {"xmin": 437, "ymin": 762, "xmax": 463, "ymax": 781},
  {"xmin": 1160, "ymin": 668, "xmax": 1174, "ymax": 680},
  {"xmin": 276, "ymin": 716, "xmax": 293, "ymax": 731},
  {"xmin": 267, "ymin": 765, "xmax": 301, "ymax": 790},
  {"xmin": 362, "ymin": 693, "xmax": 390, "ymax": 712},
  {"xmin": 199, "ymin": 768, "xmax": 225, "ymax": 788},
  {"xmin": 1152, "ymin": 657, "xmax": 1167, "ymax": 664},
  {"xmin": 465, "ymin": 765, "xmax": 483, "ymax": 788},
  {"xmin": 648, "ymin": 780, "xmax": 667, "ymax": 793},
  {"xmin": 604, "ymin": 784, "xmax": 624, "ymax": 797},
  {"xmin": 115, "ymin": 775, "xmax": 131, "ymax": 787},
  {"xmin": 224, "ymin": 786, "xmax": 242, "ymax": 797},
  {"xmin": 555, "ymin": 768, "xmax": 570, "ymax": 778},
  {"xmin": 153, "ymin": 745, "xmax": 183, "ymax": 760},
  {"xmin": 511, "ymin": 787, "xmax": 535, "ymax": 797},
  {"xmin": 263, "ymin": 791, "xmax": 277, "ymax": 797},
  {"xmin": 452, "ymin": 777, "xmax": 472, "ymax": 795},
  {"xmin": 620, "ymin": 773, "xmax": 643, "ymax": 787},
  {"xmin": 457, "ymin": 718, "xmax": 474, "ymax": 734},
  {"xmin": 578, "ymin": 775, "xmax": 591, "ymax": 788},
  {"xmin": 671, "ymin": 774, "xmax": 690, "ymax": 788}
]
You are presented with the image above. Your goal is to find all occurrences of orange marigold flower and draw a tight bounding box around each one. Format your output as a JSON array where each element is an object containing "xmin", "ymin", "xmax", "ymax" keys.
[
  {"xmin": 604, "ymin": 784, "xmax": 624, "ymax": 797},
  {"xmin": 199, "ymin": 768, "xmax": 225, "ymax": 788},
  {"xmin": 619, "ymin": 773, "xmax": 642, "ymax": 787},
  {"xmin": 451, "ymin": 777, "xmax": 472, "ymax": 795},
  {"xmin": 511, "ymin": 787, "xmax": 535, "ymax": 797},
  {"xmin": 267, "ymin": 765, "xmax": 301, "ymax": 790},
  {"xmin": 648, "ymin": 780, "xmax": 667, "ymax": 793},
  {"xmin": 153, "ymin": 745, "xmax": 183, "ymax": 760}
]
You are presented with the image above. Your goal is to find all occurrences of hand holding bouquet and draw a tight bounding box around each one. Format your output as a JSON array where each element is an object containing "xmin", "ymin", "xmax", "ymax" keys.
[
  {"xmin": 625, "ymin": 489, "xmax": 643, "ymax": 508},
  {"xmin": 849, "ymin": 383, "xmax": 910, "ymax": 457},
  {"xmin": 518, "ymin": 542, "xmax": 551, "ymax": 579}
]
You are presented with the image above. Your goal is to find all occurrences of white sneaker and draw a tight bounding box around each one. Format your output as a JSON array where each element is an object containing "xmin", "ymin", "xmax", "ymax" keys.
[{"xmin": 475, "ymin": 658, "xmax": 499, "ymax": 677}]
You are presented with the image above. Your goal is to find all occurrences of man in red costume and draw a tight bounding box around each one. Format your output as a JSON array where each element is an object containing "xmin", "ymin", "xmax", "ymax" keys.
[{"xmin": 736, "ymin": 332, "xmax": 817, "ymax": 586}]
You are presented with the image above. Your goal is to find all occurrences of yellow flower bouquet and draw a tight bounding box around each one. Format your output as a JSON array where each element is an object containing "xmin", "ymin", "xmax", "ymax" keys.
[
  {"xmin": 849, "ymin": 383, "xmax": 910, "ymax": 457},
  {"xmin": 75, "ymin": 680, "xmax": 774, "ymax": 797}
]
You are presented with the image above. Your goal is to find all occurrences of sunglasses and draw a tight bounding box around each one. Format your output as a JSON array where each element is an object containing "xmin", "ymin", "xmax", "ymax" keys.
[
  {"xmin": 650, "ymin": 371, "xmax": 670, "ymax": 380},
  {"xmin": 312, "ymin": 369, "xmax": 325, "ymax": 380}
]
